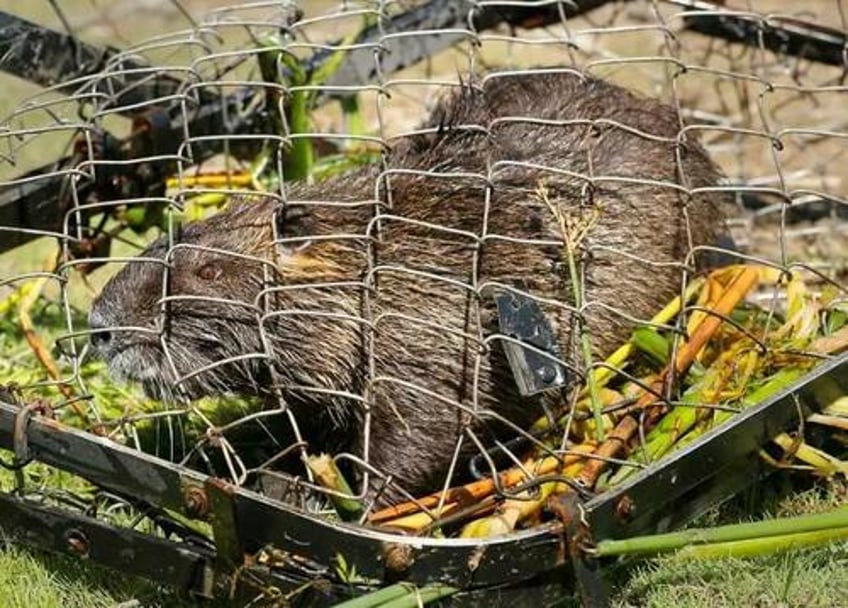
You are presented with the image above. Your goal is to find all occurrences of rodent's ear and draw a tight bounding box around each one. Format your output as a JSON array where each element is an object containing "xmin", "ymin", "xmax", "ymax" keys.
[
  {"xmin": 196, "ymin": 261, "xmax": 224, "ymax": 282},
  {"xmin": 273, "ymin": 204, "xmax": 314, "ymax": 253}
]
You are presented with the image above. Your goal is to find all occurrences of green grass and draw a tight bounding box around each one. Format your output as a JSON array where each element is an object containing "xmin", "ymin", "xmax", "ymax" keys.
[
  {"xmin": 0, "ymin": 542, "xmax": 192, "ymax": 608},
  {"xmin": 615, "ymin": 480, "xmax": 848, "ymax": 607},
  {"xmin": 617, "ymin": 546, "xmax": 848, "ymax": 608},
  {"xmin": 0, "ymin": 452, "xmax": 167, "ymax": 607}
]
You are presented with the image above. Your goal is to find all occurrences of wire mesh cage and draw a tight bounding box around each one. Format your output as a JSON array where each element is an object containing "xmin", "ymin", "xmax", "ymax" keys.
[{"xmin": 1, "ymin": 1, "xmax": 846, "ymax": 605}]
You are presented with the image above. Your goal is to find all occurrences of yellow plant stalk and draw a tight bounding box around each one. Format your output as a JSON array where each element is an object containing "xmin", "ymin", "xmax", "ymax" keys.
[
  {"xmin": 806, "ymin": 414, "xmax": 848, "ymax": 432},
  {"xmin": 16, "ymin": 275, "xmax": 70, "ymax": 397},
  {"xmin": 306, "ymin": 454, "xmax": 364, "ymax": 521},
  {"xmin": 561, "ymin": 388, "xmax": 622, "ymax": 441},
  {"xmin": 460, "ymin": 458, "xmax": 586, "ymax": 538},
  {"xmin": 823, "ymin": 396, "xmax": 848, "ymax": 417},
  {"xmin": 770, "ymin": 433, "xmax": 848, "ymax": 476},
  {"xmin": 772, "ymin": 274, "xmax": 821, "ymax": 343},
  {"xmin": 165, "ymin": 172, "xmax": 253, "ymax": 190},
  {"xmin": 586, "ymin": 277, "xmax": 705, "ymax": 396},
  {"xmin": 809, "ymin": 325, "xmax": 848, "ymax": 355},
  {"xmin": 531, "ymin": 277, "xmax": 706, "ymax": 438},
  {"xmin": 370, "ymin": 445, "xmax": 596, "ymax": 528},
  {"xmin": 379, "ymin": 502, "xmax": 465, "ymax": 532},
  {"xmin": 574, "ymin": 265, "xmax": 760, "ymax": 489},
  {"xmin": 605, "ymin": 343, "xmax": 751, "ymax": 487},
  {"xmin": 685, "ymin": 273, "xmax": 721, "ymax": 347},
  {"xmin": 459, "ymin": 267, "xmax": 759, "ymax": 536}
]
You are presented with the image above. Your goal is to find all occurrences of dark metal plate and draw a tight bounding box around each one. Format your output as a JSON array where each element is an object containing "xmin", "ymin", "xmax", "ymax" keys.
[{"xmin": 496, "ymin": 290, "xmax": 569, "ymax": 396}]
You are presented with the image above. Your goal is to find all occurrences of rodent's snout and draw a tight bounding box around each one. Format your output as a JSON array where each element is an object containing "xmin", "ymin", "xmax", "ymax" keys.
[
  {"xmin": 88, "ymin": 306, "xmax": 113, "ymax": 356},
  {"xmin": 87, "ymin": 251, "xmax": 162, "ymax": 360}
]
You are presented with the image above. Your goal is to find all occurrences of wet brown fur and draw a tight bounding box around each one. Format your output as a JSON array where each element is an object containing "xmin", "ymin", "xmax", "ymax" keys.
[{"xmin": 91, "ymin": 70, "xmax": 727, "ymax": 500}]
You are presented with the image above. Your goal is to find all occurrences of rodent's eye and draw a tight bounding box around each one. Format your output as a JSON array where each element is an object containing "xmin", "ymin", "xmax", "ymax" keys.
[
  {"xmin": 196, "ymin": 262, "xmax": 223, "ymax": 281},
  {"xmin": 274, "ymin": 204, "xmax": 314, "ymax": 252}
]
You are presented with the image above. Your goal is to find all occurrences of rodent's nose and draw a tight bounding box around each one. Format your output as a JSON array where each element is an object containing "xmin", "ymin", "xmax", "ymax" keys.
[
  {"xmin": 90, "ymin": 328, "xmax": 112, "ymax": 351},
  {"xmin": 88, "ymin": 309, "xmax": 112, "ymax": 353}
]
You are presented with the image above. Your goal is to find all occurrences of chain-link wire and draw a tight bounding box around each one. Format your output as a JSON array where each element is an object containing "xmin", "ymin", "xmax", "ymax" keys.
[{"xmin": 1, "ymin": 0, "xmax": 845, "ymax": 541}]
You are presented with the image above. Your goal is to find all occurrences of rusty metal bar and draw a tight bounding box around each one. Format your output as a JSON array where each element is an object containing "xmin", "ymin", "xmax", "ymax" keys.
[{"xmin": 0, "ymin": 491, "xmax": 216, "ymax": 597}]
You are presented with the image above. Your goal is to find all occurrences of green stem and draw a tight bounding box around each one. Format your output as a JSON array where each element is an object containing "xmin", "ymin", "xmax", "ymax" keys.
[
  {"xmin": 340, "ymin": 95, "xmax": 365, "ymax": 139},
  {"xmin": 378, "ymin": 584, "xmax": 458, "ymax": 607},
  {"xmin": 675, "ymin": 526, "xmax": 848, "ymax": 560},
  {"xmin": 332, "ymin": 584, "xmax": 412, "ymax": 608},
  {"xmin": 332, "ymin": 583, "xmax": 458, "ymax": 608},
  {"xmin": 285, "ymin": 82, "xmax": 314, "ymax": 181},
  {"xmin": 306, "ymin": 454, "xmax": 364, "ymax": 521},
  {"xmin": 565, "ymin": 241, "xmax": 605, "ymax": 442},
  {"xmin": 594, "ymin": 506, "xmax": 848, "ymax": 557},
  {"xmin": 605, "ymin": 376, "xmax": 712, "ymax": 487},
  {"xmin": 257, "ymin": 39, "xmax": 314, "ymax": 182}
]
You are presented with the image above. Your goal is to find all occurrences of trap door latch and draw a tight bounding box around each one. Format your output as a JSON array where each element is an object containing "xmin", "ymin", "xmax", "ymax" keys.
[{"xmin": 495, "ymin": 291, "xmax": 569, "ymax": 396}]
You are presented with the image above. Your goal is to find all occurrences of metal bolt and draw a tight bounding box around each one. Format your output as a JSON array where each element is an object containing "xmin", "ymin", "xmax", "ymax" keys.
[
  {"xmin": 383, "ymin": 542, "xmax": 414, "ymax": 573},
  {"xmin": 615, "ymin": 495, "xmax": 635, "ymax": 522},
  {"xmin": 65, "ymin": 529, "xmax": 90, "ymax": 558},
  {"xmin": 184, "ymin": 487, "xmax": 210, "ymax": 518},
  {"xmin": 213, "ymin": 574, "xmax": 232, "ymax": 598},
  {"xmin": 538, "ymin": 364, "xmax": 557, "ymax": 384}
]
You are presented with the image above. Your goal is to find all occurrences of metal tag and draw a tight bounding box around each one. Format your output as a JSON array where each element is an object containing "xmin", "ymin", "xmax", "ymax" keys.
[{"xmin": 495, "ymin": 291, "xmax": 568, "ymax": 396}]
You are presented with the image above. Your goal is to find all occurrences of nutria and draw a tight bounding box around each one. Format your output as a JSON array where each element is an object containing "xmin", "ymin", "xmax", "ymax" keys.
[{"xmin": 89, "ymin": 69, "xmax": 727, "ymax": 501}]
